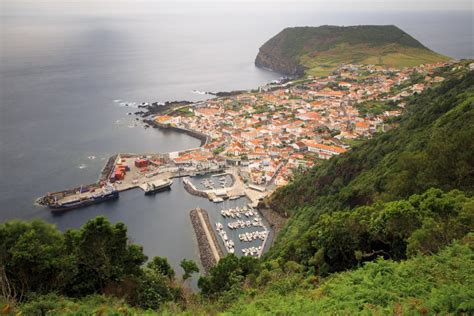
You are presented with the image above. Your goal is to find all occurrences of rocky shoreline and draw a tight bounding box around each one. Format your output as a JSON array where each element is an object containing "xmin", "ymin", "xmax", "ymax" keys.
[
  {"xmin": 190, "ymin": 208, "xmax": 224, "ymax": 273},
  {"xmin": 135, "ymin": 100, "xmax": 193, "ymax": 117}
]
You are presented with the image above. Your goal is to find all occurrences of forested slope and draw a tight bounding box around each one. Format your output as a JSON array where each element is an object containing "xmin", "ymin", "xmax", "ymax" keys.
[{"xmin": 267, "ymin": 72, "xmax": 474, "ymax": 267}]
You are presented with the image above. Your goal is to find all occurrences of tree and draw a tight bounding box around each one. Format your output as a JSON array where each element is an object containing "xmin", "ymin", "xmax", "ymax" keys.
[
  {"xmin": 148, "ymin": 257, "xmax": 175, "ymax": 280},
  {"xmin": 64, "ymin": 217, "xmax": 147, "ymax": 297},
  {"xmin": 132, "ymin": 269, "xmax": 174, "ymax": 310},
  {"xmin": 180, "ymin": 259, "xmax": 199, "ymax": 281},
  {"xmin": 0, "ymin": 220, "xmax": 73, "ymax": 301}
]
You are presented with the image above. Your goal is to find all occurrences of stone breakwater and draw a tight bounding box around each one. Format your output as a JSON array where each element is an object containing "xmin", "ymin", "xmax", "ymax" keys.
[
  {"xmin": 183, "ymin": 177, "xmax": 209, "ymax": 199},
  {"xmin": 190, "ymin": 208, "xmax": 223, "ymax": 273},
  {"xmin": 145, "ymin": 119, "xmax": 210, "ymax": 147},
  {"xmin": 99, "ymin": 154, "xmax": 118, "ymax": 181}
]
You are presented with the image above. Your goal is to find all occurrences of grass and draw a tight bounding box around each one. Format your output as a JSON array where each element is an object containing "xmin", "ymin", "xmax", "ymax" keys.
[
  {"xmin": 355, "ymin": 100, "xmax": 400, "ymax": 116},
  {"xmin": 300, "ymin": 43, "xmax": 450, "ymax": 77},
  {"xmin": 223, "ymin": 240, "xmax": 474, "ymax": 315}
]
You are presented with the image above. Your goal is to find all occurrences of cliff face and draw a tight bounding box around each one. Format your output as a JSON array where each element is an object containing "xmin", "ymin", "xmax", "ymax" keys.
[
  {"xmin": 255, "ymin": 25, "xmax": 448, "ymax": 76},
  {"xmin": 255, "ymin": 48, "xmax": 306, "ymax": 76}
]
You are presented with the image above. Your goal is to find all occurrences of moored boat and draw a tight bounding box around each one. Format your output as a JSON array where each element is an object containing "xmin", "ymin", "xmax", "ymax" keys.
[
  {"xmin": 49, "ymin": 184, "xmax": 119, "ymax": 213},
  {"xmin": 144, "ymin": 179, "xmax": 173, "ymax": 195}
]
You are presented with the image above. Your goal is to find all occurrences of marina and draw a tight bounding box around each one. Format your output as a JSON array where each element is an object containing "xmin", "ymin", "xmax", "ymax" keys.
[
  {"xmin": 34, "ymin": 149, "xmax": 274, "ymax": 268},
  {"xmin": 214, "ymin": 205, "xmax": 269, "ymax": 258}
]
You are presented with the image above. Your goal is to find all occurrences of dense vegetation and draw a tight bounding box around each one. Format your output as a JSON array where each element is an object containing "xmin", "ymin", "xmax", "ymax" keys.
[
  {"xmin": 269, "ymin": 71, "xmax": 473, "ymax": 215},
  {"xmin": 1, "ymin": 71, "xmax": 473, "ymax": 315},
  {"xmin": 0, "ymin": 217, "xmax": 199, "ymax": 313},
  {"xmin": 223, "ymin": 238, "xmax": 474, "ymax": 315},
  {"xmin": 255, "ymin": 25, "xmax": 449, "ymax": 76}
]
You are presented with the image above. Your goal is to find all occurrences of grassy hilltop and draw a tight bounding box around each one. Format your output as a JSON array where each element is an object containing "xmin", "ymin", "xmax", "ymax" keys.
[{"xmin": 255, "ymin": 25, "xmax": 450, "ymax": 76}]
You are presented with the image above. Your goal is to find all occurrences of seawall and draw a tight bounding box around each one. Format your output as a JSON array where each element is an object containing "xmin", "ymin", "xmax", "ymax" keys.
[
  {"xmin": 190, "ymin": 208, "xmax": 223, "ymax": 273},
  {"xmin": 145, "ymin": 119, "xmax": 210, "ymax": 146}
]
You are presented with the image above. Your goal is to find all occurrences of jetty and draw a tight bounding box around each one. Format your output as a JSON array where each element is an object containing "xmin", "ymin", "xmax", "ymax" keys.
[{"xmin": 190, "ymin": 208, "xmax": 223, "ymax": 273}]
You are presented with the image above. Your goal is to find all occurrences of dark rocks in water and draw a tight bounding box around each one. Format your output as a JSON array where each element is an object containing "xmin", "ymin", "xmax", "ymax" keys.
[
  {"xmin": 208, "ymin": 90, "xmax": 247, "ymax": 97},
  {"xmin": 138, "ymin": 100, "xmax": 193, "ymax": 117}
]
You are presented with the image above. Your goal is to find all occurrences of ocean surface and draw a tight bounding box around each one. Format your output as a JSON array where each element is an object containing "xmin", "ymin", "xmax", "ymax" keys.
[{"xmin": 1, "ymin": 0, "xmax": 473, "ymax": 272}]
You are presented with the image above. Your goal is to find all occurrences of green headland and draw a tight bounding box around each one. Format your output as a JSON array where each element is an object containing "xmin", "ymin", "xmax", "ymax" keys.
[{"xmin": 255, "ymin": 25, "xmax": 450, "ymax": 76}]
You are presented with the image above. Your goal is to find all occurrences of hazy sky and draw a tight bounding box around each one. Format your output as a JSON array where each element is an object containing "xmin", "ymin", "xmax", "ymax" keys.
[{"xmin": 2, "ymin": 0, "xmax": 473, "ymax": 12}]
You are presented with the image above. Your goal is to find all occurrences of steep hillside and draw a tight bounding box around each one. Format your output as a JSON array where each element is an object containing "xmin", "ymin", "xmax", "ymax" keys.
[
  {"xmin": 267, "ymin": 71, "xmax": 474, "ymax": 264},
  {"xmin": 224, "ymin": 239, "xmax": 474, "ymax": 315},
  {"xmin": 255, "ymin": 25, "xmax": 449, "ymax": 76}
]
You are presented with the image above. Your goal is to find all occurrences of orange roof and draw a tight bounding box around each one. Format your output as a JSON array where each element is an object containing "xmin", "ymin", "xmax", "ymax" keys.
[
  {"xmin": 355, "ymin": 121, "xmax": 369, "ymax": 128},
  {"xmin": 300, "ymin": 112, "xmax": 321, "ymax": 120},
  {"xmin": 306, "ymin": 141, "xmax": 347, "ymax": 154},
  {"xmin": 155, "ymin": 115, "xmax": 172, "ymax": 123},
  {"xmin": 195, "ymin": 108, "xmax": 220, "ymax": 116}
]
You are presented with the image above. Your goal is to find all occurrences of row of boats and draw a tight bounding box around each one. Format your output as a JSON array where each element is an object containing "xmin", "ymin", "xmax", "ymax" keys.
[
  {"xmin": 215, "ymin": 223, "xmax": 235, "ymax": 254},
  {"xmin": 242, "ymin": 246, "xmax": 262, "ymax": 257},
  {"xmin": 227, "ymin": 218, "xmax": 264, "ymax": 230},
  {"xmin": 239, "ymin": 230, "xmax": 267, "ymax": 242},
  {"xmin": 214, "ymin": 205, "xmax": 269, "ymax": 258},
  {"xmin": 220, "ymin": 205, "xmax": 254, "ymax": 218},
  {"xmin": 201, "ymin": 176, "xmax": 228, "ymax": 190}
]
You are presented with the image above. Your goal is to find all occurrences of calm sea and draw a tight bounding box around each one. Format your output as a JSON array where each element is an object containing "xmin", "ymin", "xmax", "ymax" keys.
[{"xmin": 1, "ymin": 0, "xmax": 472, "ymax": 271}]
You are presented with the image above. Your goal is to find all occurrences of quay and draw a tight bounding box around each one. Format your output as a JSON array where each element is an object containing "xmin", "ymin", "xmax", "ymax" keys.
[{"xmin": 37, "ymin": 151, "xmax": 267, "ymax": 210}]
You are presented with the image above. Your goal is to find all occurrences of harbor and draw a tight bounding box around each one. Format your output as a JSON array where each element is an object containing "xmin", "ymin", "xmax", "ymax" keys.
[
  {"xmin": 37, "ymin": 149, "xmax": 266, "ymax": 212},
  {"xmin": 34, "ymin": 122, "xmax": 275, "ymax": 272},
  {"xmin": 35, "ymin": 149, "xmax": 274, "ymax": 269}
]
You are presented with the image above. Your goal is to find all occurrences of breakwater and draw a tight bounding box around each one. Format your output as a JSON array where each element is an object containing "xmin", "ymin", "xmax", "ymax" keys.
[
  {"xmin": 183, "ymin": 177, "xmax": 209, "ymax": 199},
  {"xmin": 99, "ymin": 154, "xmax": 118, "ymax": 181},
  {"xmin": 146, "ymin": 119, "xmax": 210, "ymax": 146},
  {"xmin": 190, "ymin": 208, "xmax": 223, "ymax": 273}
]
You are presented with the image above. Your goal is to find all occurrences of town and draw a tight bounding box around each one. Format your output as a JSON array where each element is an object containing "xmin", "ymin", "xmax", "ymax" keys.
[{"xmin": 152, "ymin": 61, "xmax": 454, "ymax": 192}]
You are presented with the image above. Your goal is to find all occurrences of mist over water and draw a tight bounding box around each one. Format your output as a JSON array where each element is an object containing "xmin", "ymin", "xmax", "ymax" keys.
[{"xmin": 1, "ymin": 0, "xmax": 472, "ymax": 270}]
